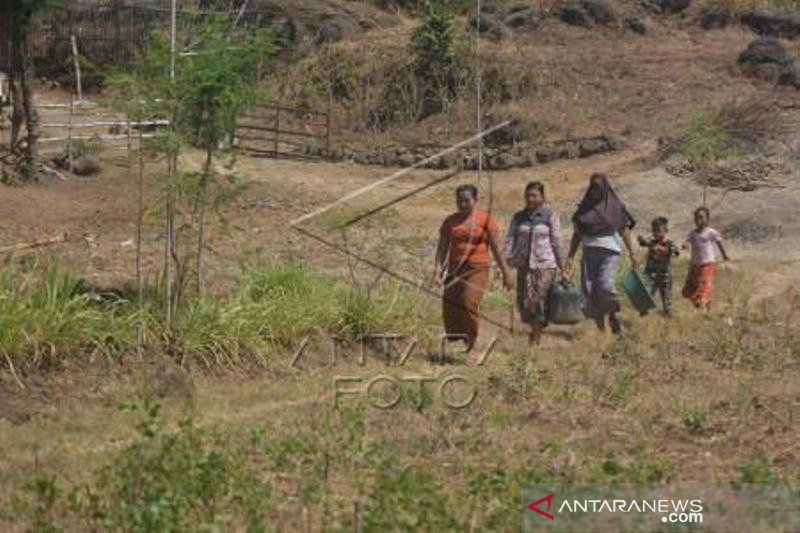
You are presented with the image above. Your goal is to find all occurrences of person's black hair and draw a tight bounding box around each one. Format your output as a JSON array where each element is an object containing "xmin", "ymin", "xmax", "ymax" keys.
[
  {"xmin": 651, "ymin": 216, "xmax": 669, "ymax": 231},
  {"xmin": 455, "ymin": 184, "xmax": 478, "ymax": 200},
  {"xmin": 525, "ymin": 181, "xmax": 545, "ymax": 199},
  {"xmin": 694, "ymin": 206, "xmax": 710, "ymax": 218}
]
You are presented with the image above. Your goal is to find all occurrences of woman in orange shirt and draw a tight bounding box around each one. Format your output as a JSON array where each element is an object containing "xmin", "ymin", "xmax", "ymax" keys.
[{"xmin": 432, "ymin": 185, "xmax": 512, "ymax": 363}]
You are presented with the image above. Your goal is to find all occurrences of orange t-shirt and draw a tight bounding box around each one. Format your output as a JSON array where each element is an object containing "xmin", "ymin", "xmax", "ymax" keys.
[{"xmin": 439, "ymin": 209, "xmax": 500, "ymax": 271}]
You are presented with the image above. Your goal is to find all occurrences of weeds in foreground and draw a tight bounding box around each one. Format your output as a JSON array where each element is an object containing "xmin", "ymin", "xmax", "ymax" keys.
[
  {"xmin": 8, "ymin": 402, "xmax": 271, "ymax": 532},
  {"xmin": 0, "ymin": 261, "xmax": 432, "ymax": 370},
  {"xmin": 736, "ymin": 457, "xmax": 777, "ymax": 483},
  {"xmin": 682, "ymin": 405, "xmax": 708, "ymax": 433}
]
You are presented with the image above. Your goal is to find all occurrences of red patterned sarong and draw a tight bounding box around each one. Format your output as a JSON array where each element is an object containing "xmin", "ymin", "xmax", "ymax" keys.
[{"xmin": 682, "ymin": 263, "xmax": 717, "ymax": 305}]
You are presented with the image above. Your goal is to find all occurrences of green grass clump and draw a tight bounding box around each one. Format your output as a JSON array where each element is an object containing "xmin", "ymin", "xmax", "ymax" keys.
[
  {"xmin": 0, "ymin": 263, "xmax": 137, "ymax": 366},
  {"xmin": 0, "ymin": 260, "xmax": 432, "ymax": 368},
  {"xmin": 675, "ymin": 111, "xmax": 739, "ymax": 171}
]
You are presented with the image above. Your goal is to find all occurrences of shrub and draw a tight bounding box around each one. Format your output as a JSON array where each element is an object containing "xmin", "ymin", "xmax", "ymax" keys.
[
  {"xmin": 675, "ymin": 111, "xmax": 739, "ymax": 172},
  {"xmin": 73, "ymin": 403, "xmax": 271, "ymax": 532},
  {"xmin": 736, "ymin": 457, "xmax": 777, "ymax": 483},
  {"xmin": 682, "ymin": 406, "xmax": 707, "ymax": 432},
  {"xmin": 8, "ymin": 402, "xmax": 271, "ymax": 532},
  {"xmin": 0, "ymin": 262, "xmax": 137, "ymax": 367},
  {"xmin": 360, "ymin": 458, "xmax": 463, "ymax": 531}
]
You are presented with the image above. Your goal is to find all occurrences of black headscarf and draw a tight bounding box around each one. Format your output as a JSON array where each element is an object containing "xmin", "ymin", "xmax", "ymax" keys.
[{"xmin": 572, "ymin": 173, "xmax": 636, "ymax": 237}]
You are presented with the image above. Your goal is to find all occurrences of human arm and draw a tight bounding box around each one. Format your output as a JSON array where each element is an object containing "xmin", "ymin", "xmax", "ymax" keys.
[
  {"xmin": 620, "ymin": 226, "xmax": 638, "ymax": 269},
  {"xmin": 563, "ymin": 230, "xmax": 581, "ymax": 279},
  {"xmin": 549, "ymin": 212, "xmax": 567, "ymax": 280},
  {"xmin": 489, "ymin": 226, "xmax": 513, "ymax": 291},
  {"xmin": 716, "ymin": 241, "xmax": 730, "ymax": 262},
  {"xmin": 432, "ymin": 224, "xmax": 448, "ymax": 287}
]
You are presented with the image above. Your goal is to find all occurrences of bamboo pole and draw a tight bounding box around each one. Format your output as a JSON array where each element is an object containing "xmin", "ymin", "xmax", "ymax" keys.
[
  {"xmin": 71, "ymin": 35, "xmax": 83, "ymax": 103},
  {"xmin": 137, "ymin": 127, "xmax": 145, "ymax": 358},
  {"xmin": 165, "ymin": 0, "xmax": 177, "ymax": 333},
  {"xmin": 0, "ymin": 232, "xmax": 68, "ymax": 254}
]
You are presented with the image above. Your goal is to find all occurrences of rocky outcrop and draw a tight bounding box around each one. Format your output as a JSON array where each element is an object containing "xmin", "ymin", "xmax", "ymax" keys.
[
  {"xmin": 469, "ymin": 3, "xmax": 537, "ymax": 39},
  {"xmin": 469, "ymin": 13, "xmax": 508, "ymax": 41},
  {"xmin": 301, "ymin": 135, "xmax": 617, "ymax": 170},
  {"xmin": 559, "ymin": 0, "xmax": 616, "ymax": 27},
  {"xmin": 626, "ymin": 17, "xmax": 647, "ymax": 35},
  {"xmin": 742, "ymin": 11, "xmax": 800, "ymax": 39},
  {"xmin": 249, "ymin": 0, "xmax": 380, "ymax": 46},
  {"xmin": 700, "ymin": 8, "xmax": 730, "ymax": 30},
  {"xmin": 738, "ymin": 37, "xmax": 800, "ymax": 88},
  {"xmin": 641, "ymin": 0, "xmax": 691, "ymax": 14}
]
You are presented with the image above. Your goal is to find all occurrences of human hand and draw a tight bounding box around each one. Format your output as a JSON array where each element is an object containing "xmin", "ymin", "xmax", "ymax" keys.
[
  {"xmin": 432, "ymin": 269, "xmax": 443, "ymax": 288},
  {"xmin": 502, "ymin": 270, "xmax": 513, "ymax": 291},
  {"xmin": 563, "ymin": 257, "xmax": 574, "ymax": 278}
]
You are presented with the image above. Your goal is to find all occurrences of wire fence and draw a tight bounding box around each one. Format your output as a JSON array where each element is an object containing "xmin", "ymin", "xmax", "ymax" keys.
[{"xmin": 28, "ymin": 0, "xmax": 267, "ymax": 78}]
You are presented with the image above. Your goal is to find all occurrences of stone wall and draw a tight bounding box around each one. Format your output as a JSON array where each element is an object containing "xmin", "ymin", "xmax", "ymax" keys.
[{"xmin": 301, "ymin": 134, "xmax": 617, "ymax": 170}]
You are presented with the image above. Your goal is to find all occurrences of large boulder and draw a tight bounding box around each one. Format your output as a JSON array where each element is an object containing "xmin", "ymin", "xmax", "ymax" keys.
[
  {"xmin": 742, "ymin": 11, "xmax": 800, "ymax": 39},
  {"xmin": 626, "ymin": 16, "xmax": 647, "ymax": 35},
  {"xmin": 578, "ymin": 135, "xmax": 616, "ymax": 157},
  {"xmin": 559, "ymin": 3, "xmax": 591, "ymax": 26},
  {"xmin": 470, "ymin": 12, "xmax": 508, "ymax": 40},
  {"xmin": 505, "ymin": 8, "xmax": 533, "ymax": 29},
  {"xmin": 700, "ymin": 8, "xmax": 730, "ymax": 30},
  {"xmin": 315, "ymin": 20, "xmax": 343, "ymax": 45},
  {"xmin": 641, "ymin": 0, "xmax": 691, "ymax": 14},
  {"xmin": 271, "ymin": 17, "xmax": 302, "ymax": 45},
  {"xmin": 252, "ymin": 0, "xmax": 377, "ymax": 42},
  {"xmin": 583, "ymin": 0, "xmax": 615, "ymax": 24},
  {"xmin": 72, "ymin": 156, "xmax": 100, "ymax": 176},
  {"xmin": 738, "ymin": 37, "xmax": 800, "ymax": 87},
  {"xmin": 559, "ymin": 0, "xmax": 615, "ymax": 26}
]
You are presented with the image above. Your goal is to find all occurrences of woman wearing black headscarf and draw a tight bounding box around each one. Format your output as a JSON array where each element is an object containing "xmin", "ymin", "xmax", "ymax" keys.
[{"xmin": 564, "ymin": 173, "xmax": 637, "ymax": 334}]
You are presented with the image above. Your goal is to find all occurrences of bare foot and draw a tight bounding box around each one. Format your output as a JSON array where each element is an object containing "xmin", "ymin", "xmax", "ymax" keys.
[
  {"xmin": 609, "ymin": 313, "xmax": 622, "ymax": 335},
  {"xmin": 466, "ymin": 348, "xmax": 481, "ymax": 366},
  {"xmin": 594, "ymin": 316, "xmax": 606, "ymax": 331}
]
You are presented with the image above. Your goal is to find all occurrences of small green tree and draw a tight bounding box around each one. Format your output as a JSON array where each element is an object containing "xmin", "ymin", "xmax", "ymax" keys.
[
  {"xmin": 409, "ymin": 0, "xmax": 464, "ymax": 118},
  {"xmin": 107, "ymin": 16, "xmax": 273, "ymax": 329}
]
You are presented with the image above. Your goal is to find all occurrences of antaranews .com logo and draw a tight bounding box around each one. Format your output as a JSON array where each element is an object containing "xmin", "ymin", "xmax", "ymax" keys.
[
  {"xmin": 522, "ymin": 483, "xmax": 800, "ymax": 533},
  {"xmin": 528, "ymin": 493, "xmax": 703, "ymax": 525}
]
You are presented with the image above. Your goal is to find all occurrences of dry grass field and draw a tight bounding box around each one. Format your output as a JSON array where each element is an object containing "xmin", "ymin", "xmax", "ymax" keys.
[{"xmin": 3, "ymin": 2, "xmax": 800, "ymax": 530}]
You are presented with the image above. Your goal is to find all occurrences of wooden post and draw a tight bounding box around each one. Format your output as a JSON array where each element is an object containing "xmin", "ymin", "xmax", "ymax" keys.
[
  {"xmin": 67, "ymin": 93, "xmax": 74, "ymax": 173},
  {"xmin": 136, "ymin": 127, "xmax": 145, "ymax": 357},
  {"xmin": 273, "ymin": 102, "xmax": 280, "ymax": 156},
  {"xmin": 71, "ymin": 35, "xmax": 83, "ymax": 102},
  {"xmin": 326, "ymin": 89, "xmax": 332, "ymax": 152}
]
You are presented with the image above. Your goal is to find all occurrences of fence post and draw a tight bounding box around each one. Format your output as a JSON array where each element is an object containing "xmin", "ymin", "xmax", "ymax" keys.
[
  {"xmin": 274, "ymin": 102, "xmax": 280, "ymax": 156},
  {"xmin": 326, "ymin": 89, "xmax": 332, "ymax": 152},
  {"xmin": 67, "ymin": 93, "xmax": 74, "ymax": 173}
]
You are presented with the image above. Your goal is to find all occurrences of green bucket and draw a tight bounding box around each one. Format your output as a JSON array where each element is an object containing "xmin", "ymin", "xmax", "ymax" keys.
[{"xmin": 622, "ymin": 269, "xmax": 656, "ymax": 314}]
